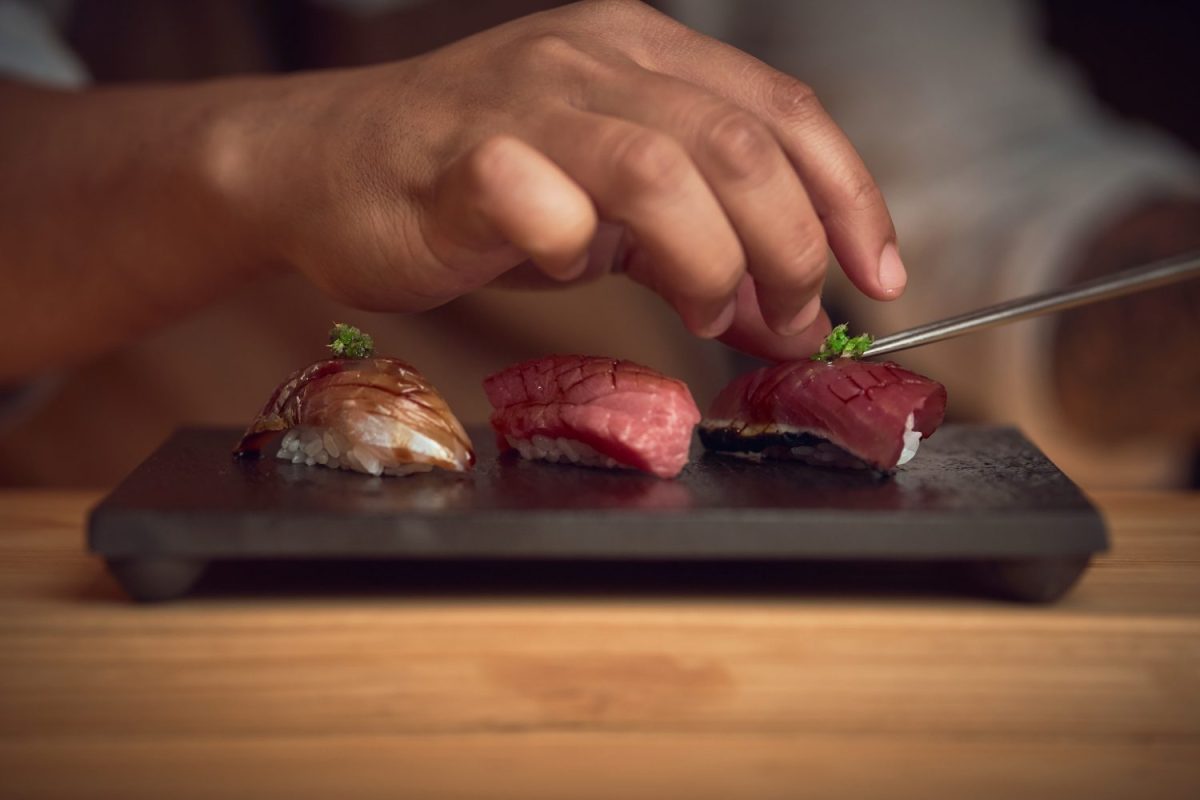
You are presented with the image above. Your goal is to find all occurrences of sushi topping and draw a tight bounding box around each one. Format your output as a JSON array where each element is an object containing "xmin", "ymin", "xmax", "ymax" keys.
[
  {"xmin": 812, "ymin": 323, "xmax": 873, "ymax": 362},
  {"xmin": 700, "ymin": 358, "xmax": 946, "ymax": 473},
  {"xmin": 484, "ymin": 355, "xmax": 701, "ymax": 479},
  {"xmin": 327, "ymin": 323, "xmax": 374, "ymax": 359},
  {"xmin": 235, "ymin": 334, "xmax": 474, "ymax": 476}
]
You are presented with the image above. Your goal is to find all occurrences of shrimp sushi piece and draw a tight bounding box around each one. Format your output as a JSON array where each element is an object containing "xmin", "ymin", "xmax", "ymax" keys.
[
  {"xmin": 484, "ymin": 355, "xmax": 701, "ymax": 479},
  {"xmin": 700, "ymin": 358, "xmax": 946, "ymax": 472},
  {"xmin": 234, "ymin": 325, "xmax": 474, "ymax": 476}
]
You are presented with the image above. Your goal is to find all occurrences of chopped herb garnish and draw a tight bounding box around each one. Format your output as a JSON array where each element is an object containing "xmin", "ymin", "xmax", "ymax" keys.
[
  {"xmin": 812, "ymin": 323, "xmax": 873, "ymax": 361},
  {"xmin": 328, "ymin": 323, "xmax": 374, "ymax": 359}
]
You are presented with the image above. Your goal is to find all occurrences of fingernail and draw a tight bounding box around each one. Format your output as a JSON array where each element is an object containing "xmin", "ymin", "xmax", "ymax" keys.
[
  {"xmin": 697, "ymin": 297, "xmax": 737, "ymax": 339},
  {"xmin": 556, "ymin": 253, "xmax": 589, "ymax": 281},
  {"xmin": 778, "ymin": 295, "xmax": 822, "ymax": 336},
  {"xmin": 877, "ymin": 242, "xmax": 907, "ymax": 294}
]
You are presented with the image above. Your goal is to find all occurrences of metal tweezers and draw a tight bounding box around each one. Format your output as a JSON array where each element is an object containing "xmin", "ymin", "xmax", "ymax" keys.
[{"xmin": 862, "ymin": 250, "xmax": 1200, "ymax": 359}]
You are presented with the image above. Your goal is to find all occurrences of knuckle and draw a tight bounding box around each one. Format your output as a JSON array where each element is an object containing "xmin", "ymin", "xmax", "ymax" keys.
[
  {"xmin": 587, "ymin": 0, "xmax": 647, "ymax": 20},
  {"xmin": 703, "ymin": 109, "xmax": 777, "ymax": 182},
  {"xmin": 538, "ymin": 205, "xmax": 597, "ymax": 254},
  {"xmin": 700, "ymin": 271, "xmax": 742, "ymax": 301},
  {"xmin": 521, "ymin": 33, "xmax": 580, "ymax": 65},
  {"xmin": 577, "ymin": 0, "xmax": 675, "ymax": 66},
  {"xmin": 465, "ymin": 135, "xmax": 521, "ymax": 187},
  {"xmin": 845, "ymin": 174, "xmax": 886, "ymax": 214},
  {"xmin": 612, "ymin": 130, "xmax": 691, "ymax": 194},
  {"xmin": 784, "ymin": 231, "xmax": 830, "ymax": 281},
  {"xmin": 764, "ymin": 73, "xmax": 822, "ymax": 124},
  {"xmin": 511, "ymin": 33, "xmax": 596, "ymax": 80},
  {"xmin": 754, "ymin": 222, "xmax": 829, "ymax": 290},
  {"xmin": 511, "ymin": 33, "xmax": 610, "ymax": 100},
  {"xmin": 685, "ymin": 256, "xmax": 744, "ymax": 300}
]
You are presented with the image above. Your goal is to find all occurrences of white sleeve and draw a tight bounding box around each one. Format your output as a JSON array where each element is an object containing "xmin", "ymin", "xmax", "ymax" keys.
[
  {"xmin": 0, "ymin": 0, "xmax": 87, "ymax": 87},
  {"xmin": 663, "ymin": 0, "xmax": 1200, "ymax": 486}
]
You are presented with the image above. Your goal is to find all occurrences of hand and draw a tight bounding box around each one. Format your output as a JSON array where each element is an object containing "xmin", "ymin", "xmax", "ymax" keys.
[{"xmin": 220, "ymin": 0, "xmax": 905, "ymax": 358}]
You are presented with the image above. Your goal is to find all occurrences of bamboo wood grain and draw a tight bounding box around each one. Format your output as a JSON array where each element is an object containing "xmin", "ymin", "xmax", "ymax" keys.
[{"xmin": 0, "ymin": 490, "xmax": 1197, "ymax": 799}]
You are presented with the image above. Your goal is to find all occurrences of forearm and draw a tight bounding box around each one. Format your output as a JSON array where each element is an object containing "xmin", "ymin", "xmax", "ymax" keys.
[
  {"xmin": 2, "ymin": 0, "xmax": 908, "ymax": 382},
  {"xmin": 0, "ymin": 77, "xmax": 283, "ymax": 381}
]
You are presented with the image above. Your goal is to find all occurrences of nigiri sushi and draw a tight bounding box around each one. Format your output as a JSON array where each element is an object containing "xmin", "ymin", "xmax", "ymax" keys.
[
  {"xmin": 234, "ymin": 324, "xmax": 474, "ymax": 476},
  {"xmin": 484, "ymin": 355, "xmax": 701, "ymax": 479},
  {"xmin": 700, "ymin": 326, "xmax": 946, "ymax": 472}
]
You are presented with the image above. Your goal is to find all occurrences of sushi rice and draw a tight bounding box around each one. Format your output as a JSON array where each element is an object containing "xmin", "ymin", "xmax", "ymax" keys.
[
  {"xmin": 899, "ymin": 412, "xmax": 923, "ymax": 465},
  {"xmin": 276, "ymin": 426, "xmax": 433, "ymax": 477},
  {"xmin": 506, "ymin": 434, "xmax": 624, "ymax": 470}
]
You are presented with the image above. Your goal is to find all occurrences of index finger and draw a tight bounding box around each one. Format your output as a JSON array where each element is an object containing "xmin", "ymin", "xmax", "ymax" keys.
[{"xmin": 638, "ymin": 18, "xmax": 907, "ymax": 301}]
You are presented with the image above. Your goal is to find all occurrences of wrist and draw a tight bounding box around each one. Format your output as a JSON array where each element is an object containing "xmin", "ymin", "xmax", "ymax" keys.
[
  {"xmin": 194, "ymin": 64, "xmax": 416, "ymax": 286},
  {"xmin": 192, "ymin": 74, "xmax": 304, "ymax": 281}
]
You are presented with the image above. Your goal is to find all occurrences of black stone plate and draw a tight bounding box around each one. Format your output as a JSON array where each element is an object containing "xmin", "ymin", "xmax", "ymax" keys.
[{"xmin": 88, "ymin": 425, "xmax": 1107, "ymax": 603}]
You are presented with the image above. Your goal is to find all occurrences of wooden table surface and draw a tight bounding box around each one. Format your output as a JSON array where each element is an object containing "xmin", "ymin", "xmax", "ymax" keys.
[{"xmin": 0, "ymin": 490, "xmax": 1197, "ymax": 800}]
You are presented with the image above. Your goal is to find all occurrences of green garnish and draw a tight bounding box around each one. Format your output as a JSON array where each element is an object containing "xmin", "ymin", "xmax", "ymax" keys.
[
  {"xmin": 328, "ymin": 323, "xmax": 374, "ymax": 359},
  {"xmin": 812, "ymin": 323, "xmax": 873, "ymax": 361}
]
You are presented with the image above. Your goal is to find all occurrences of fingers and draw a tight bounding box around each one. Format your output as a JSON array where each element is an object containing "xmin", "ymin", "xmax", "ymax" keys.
[
  {"xmin": 431, "ymin": 135, "xmax": 597, "ymax": 287},
  {"xmin": 758, "ymin": 77, "xmax": 905, "ymax": 299},
  {"xmin": 583, "ymin": 67, "xmax": 831, "ymax": 335},
  {"xmin": 718, "ymin": 275, "xmax": 834, "ymax": 362},
  {"xmin": 640, "ymin": 24, "xmax": 906, "ymax": 300},
  {"xmin": 537, "ymin": 110, "xmax": 745, "ymax": 337},
  {"xmin": 427, "ymin": 5, "xmax": 897, "ymax": 348},
  {"xmin": 488, "ymin": 222, "xmax": 626, "ymax": 289}
]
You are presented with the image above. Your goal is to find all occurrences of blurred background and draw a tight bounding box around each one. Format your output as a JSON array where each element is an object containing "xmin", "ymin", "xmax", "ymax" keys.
[{"xmin": 1, "ymin": 0, "xmax": 1197, "ymax": 489}]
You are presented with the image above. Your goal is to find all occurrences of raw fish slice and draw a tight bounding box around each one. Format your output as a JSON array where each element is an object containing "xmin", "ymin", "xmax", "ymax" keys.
[
  {"xmin": 700, "ymin": 359, "xmax": 946, "ymax": 472},
  {"xmin": 235, "ymin": 357, "xmax": 474, "ymax": 476},
  {"xmin": 484, "ymin": 355, "xmax": 700, "ymax": 479}
]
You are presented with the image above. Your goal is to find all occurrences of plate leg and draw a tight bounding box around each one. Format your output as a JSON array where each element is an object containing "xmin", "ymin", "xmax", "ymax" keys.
[
  {"xmin": 968, "ymin": 556, "xmax": 1092, "ymax": 603},
  {"xmin": 106, "ymin": 558, "xmax": 208, "ymax": 602}
]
